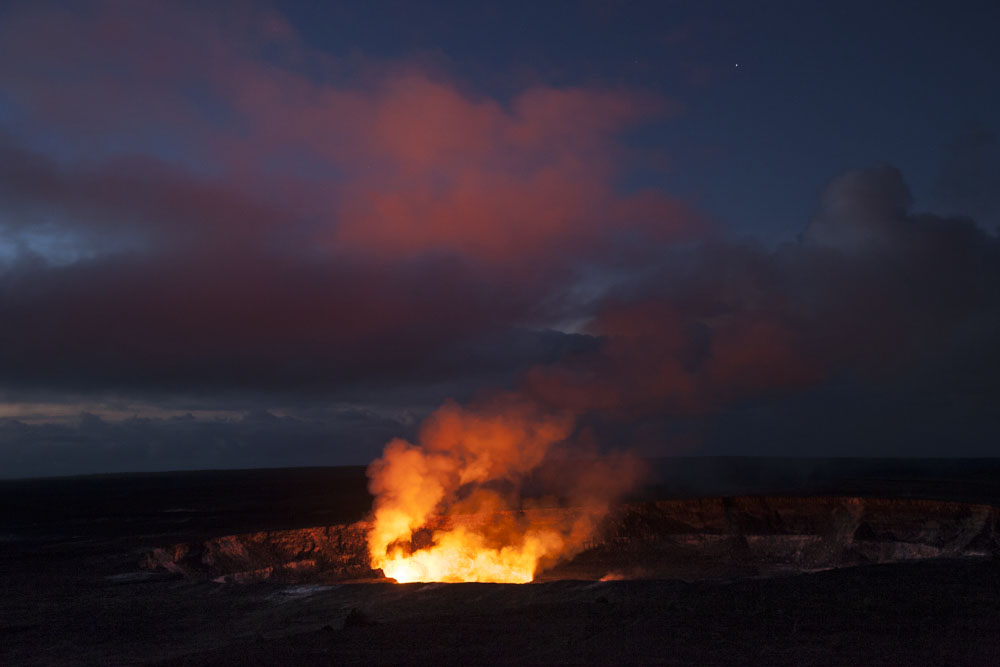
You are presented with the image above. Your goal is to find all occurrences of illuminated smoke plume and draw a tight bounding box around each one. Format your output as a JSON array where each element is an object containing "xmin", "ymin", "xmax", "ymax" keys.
[{"xmin": 366, "ymin": 396, "xmax": 640, "ymax": 583}]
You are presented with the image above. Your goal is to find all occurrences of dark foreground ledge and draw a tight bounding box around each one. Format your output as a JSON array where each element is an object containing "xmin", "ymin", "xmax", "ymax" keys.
[{"xmin": 150, "ymin": 559, "xmax": 1000, "ymax": 667}]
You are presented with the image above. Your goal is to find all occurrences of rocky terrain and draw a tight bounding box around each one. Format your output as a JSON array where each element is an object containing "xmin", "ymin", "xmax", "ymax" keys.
[
  {"xmin": 139, "ymin": 496, "xmax": 1000, "ymax": 584},
  {"xmin": 4, "ymin": 461, "xmax": 1000, "ymax": 665}
]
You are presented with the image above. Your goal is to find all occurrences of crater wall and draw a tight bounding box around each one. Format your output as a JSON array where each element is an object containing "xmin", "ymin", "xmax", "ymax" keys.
[{"xmin": 140, "ymin": 496, "xmax": 1000, "ymax": 582}]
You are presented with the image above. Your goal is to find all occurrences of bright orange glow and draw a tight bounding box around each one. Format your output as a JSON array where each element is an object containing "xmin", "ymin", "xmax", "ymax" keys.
[
  {"xmin": 377, "ymin": 524, "xmax": 563, "ymax": 584},
  {"xmin": 366, "ymin": 398, "xmax": 604, "ymax": 583}
]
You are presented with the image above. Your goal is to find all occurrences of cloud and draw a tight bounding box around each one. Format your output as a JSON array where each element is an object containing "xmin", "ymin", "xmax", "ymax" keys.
[
  {"xmin": 0, "ymin": 2, "xmax": 696, "ymax": 264},
  {"xmin": 1, "ymin": 3, "xmax": 998, "ymax": 473},
  {"xmin": 0, "ymin": 1, "xmax": 697, "ymax": 405},
  {"xmin": 523, "ymin": 166, "xmax": 1000, "ymax": 449},
  {"xmin": 801, "ymin": 164, "xmax": 914, "ymax": 252}
]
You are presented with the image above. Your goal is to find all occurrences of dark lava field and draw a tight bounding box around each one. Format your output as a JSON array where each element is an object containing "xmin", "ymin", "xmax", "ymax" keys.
[{"xmin": 3, "ymin": 458, "xmax": 1000, "ymax": 666}]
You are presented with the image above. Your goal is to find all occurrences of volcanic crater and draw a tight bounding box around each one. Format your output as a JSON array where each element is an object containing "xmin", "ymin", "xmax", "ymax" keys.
[{"xmin": 140, "ymin": 495, "xmax": 1000, "ymax": 584}]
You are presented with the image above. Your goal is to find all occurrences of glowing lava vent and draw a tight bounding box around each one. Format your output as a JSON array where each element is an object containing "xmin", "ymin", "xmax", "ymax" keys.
[{"xmin": 365, "ymin": 397, "xmax": 623, "ymax": 583}]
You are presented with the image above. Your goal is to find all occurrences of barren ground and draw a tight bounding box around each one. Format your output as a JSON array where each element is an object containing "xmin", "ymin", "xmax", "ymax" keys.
[{"xmin": 2, "ymin": 459, "xmax": 1000, "ymax": 666}]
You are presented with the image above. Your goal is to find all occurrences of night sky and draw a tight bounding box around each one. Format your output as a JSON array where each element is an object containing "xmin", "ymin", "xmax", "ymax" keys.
[{"xmin": 1, "ymin": 0, "xmax": 999, "ymax": 478}]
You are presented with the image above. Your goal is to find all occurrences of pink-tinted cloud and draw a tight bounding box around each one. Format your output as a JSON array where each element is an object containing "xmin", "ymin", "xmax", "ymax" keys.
[
  {"xmin": 0, "ymin": 2, "xmax": 706, "ymax": 399},
  {"xmin": 0, "ymin": 2, "xmax": 696, "ymax": 268}
]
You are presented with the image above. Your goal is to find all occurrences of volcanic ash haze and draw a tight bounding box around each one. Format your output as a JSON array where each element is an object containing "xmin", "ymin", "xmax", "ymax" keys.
[{"xmin": 366, "ymin": 396, "xmax": 642, "ymax": 583}]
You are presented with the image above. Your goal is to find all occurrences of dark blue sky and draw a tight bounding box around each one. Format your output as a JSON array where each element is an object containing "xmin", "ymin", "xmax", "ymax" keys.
[
  {"xmin": 0, "ymin": 0, "xmax": 998, "ymax": 477},
  {"xmin": 281, "ymin": 0, "xmax": 1000, "ymax": 240}
]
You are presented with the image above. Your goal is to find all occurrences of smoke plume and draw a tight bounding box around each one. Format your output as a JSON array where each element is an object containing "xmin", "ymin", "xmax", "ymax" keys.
[{"xmin": 366, "ymin": 395, "xmax": 642, "ymax": 582}]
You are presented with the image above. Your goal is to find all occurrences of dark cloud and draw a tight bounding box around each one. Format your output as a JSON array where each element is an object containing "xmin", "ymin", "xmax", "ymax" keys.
[
  {"xmin": 0, "ymin": 252, "xmax": 535, "ymax": 392},
  {"xmin": 523, "ymin": 166, "xmax": 1000, "ymax": 451}
]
